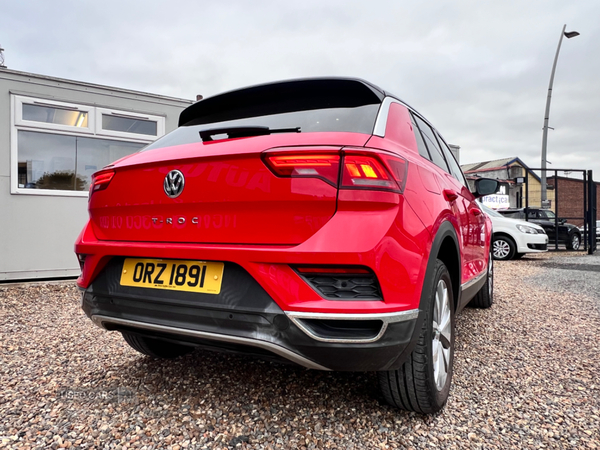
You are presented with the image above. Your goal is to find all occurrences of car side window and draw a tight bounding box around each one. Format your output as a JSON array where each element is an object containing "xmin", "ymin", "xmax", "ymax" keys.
[
  {"xmin": 408, "ymin": 113, "xmax": 431, "ymax": 159},
  {"xmin": 527, "ymin": 210, "xmax": 536, "ymax": 219},
  {"xmin": 412, "ymin": 113, "xmax": 450, "ymax": 173},
  {"xmin": 436, "ymin": 131, "xmax": 467, "ymax": 187}
]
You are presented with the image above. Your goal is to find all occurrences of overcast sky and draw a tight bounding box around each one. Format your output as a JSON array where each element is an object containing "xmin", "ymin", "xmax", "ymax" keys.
[{"xmin": 3, "ymin": 0, "xmax": 599, "ymax": 180}]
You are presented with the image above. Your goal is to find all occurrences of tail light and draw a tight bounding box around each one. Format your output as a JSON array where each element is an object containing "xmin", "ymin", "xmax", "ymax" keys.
[
  {"xmin": 89, "ymin": 169, "xmax": 115, "ymax": 197},
  {"xmin": 341, "ymin": 153, "xmax": 407, "ymax": 193},
  {"xmin": 264, "ymin": 148, "xmax": 407, "ymax": 193},
  {"xmin": 380, "ymin": 155, "xmax": 408, "ymax": 192},
  {"xmin": 263, "ymin": 153, "xmax": 340, "ymax": 186},
  {"xmin": 341, "ymin": 155, "xmax": 396, "ymax": 190}
]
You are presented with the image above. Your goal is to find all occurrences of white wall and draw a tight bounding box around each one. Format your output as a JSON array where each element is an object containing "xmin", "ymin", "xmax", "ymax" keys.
[{"xmin": 0, "ymin": 69, "xmax": 191, "ymax": 280}]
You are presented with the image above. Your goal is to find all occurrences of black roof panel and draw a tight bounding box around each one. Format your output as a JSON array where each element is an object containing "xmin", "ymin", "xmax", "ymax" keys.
[{"xmin": 179, "ymin": 78, "xmax": 386, "ymax": 127}]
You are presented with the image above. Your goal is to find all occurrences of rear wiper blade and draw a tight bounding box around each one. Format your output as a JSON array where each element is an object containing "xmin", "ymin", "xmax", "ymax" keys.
[{"xmin": 199, "ymin": 126, "xmax": 301, "ymax": 142}]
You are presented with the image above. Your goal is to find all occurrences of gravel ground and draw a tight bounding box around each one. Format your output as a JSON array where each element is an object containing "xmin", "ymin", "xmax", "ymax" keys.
[{"xmin": 1, "ymin": 252, "xmax": 599, "ymax": 449}]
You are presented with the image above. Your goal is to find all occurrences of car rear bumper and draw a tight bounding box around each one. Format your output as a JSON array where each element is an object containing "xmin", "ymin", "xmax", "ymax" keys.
[
  {"xmin": 75, "ymin": 214, "xmax": 427, "ymax": 316},
  {"xmin": 75, "ymin": 203, "xmax": 430, "ymax": 371},
  {"xmin": 82, "ymin": 278, "xmax": 421, "ymax": 371}
]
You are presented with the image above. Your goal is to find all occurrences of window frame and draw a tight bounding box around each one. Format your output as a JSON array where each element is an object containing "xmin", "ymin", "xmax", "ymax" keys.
[
  {"xmin": 11, "ymin": 95, "xmax": 164, "ymax": 197},
  {"xmin": 14, "ymin": 95, "xmax": 95, "ymax": 135},
  {"xmin": 95, "ymin": 107, "xmax": 165, "ymax": 140}
]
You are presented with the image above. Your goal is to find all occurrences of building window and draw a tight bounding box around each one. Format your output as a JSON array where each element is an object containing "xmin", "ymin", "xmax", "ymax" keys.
[
  {"xmin": 12, "ymin": 95, "xmax": 165, "ymax": 196},
  {"xmin": 23, "ymin": 103, "xmax": 89, "ymax": 128},
  {"xmin": 96, "ymin": 107, "xmax": 164, "ymax": 139},
  {"xmin": 17, "ymin": 130, "xmax": 145, "ymax": 191},
  {"xmin": 101, "ymin": 114, "xmax": 157, "ymax": 136}
]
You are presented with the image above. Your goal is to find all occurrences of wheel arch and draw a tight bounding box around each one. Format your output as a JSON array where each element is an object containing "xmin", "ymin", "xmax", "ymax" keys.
[
  {"xmin": 386, "ymin": 220, "xmax": 461, "ymax": 371},
  {"xmin": 427, "ymin": 221, "xmax": 461, "ymax": 313},
  {"xmin": 493, "ymin": 231, "xmax": 516, "ymax": 243}
]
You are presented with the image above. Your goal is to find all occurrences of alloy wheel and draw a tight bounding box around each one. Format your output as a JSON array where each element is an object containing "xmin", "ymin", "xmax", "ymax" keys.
[
  {"xmin": 572, "ymin": 234, "xmax": 580, "ymax": 250},
  {"xmin": 432, "ymin": 279, "xmax": 452, "ymax": 391},
  {"xmin": 493, "ymin": 239, "xmax": 511, "ymax": 259}
]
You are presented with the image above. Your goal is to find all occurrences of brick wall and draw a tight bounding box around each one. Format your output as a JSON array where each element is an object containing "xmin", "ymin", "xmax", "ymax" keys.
[{"xmin": 552, "ymin": 176, "xmax": 600, "ymax": 226}]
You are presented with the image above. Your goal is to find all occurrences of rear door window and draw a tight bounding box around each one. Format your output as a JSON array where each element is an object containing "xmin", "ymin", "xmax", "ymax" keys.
[
  {"xmin": 436, "ymin": 131, "xmax": 467, "ymax": 187},
  {"xmin": 408, "ymin": 113, "xmax": 431, "ymax": 159},
  {"xmin": 412, "ymin": 114, "xmax": 450, "ymax": 173}
]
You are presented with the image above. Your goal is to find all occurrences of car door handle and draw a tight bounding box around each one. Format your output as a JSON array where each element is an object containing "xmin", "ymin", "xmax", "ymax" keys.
[{"xmin": 443, "ymin": 189, "xmax": 458, "ymax": 202}]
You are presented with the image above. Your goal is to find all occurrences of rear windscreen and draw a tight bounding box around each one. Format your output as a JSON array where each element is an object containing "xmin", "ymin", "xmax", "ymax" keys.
[{"xmin": 143, "ymin": 79, "xmax": 383, "ymax": 151}]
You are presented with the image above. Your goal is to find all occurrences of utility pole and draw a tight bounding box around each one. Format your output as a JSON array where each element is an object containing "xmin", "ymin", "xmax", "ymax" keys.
[{"xmin": 540, "ymin": 25, "xmax": 579, "ymax": 208}]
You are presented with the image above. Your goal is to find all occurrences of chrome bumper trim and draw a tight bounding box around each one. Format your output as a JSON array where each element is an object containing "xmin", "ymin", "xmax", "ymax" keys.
[
  {"xmin": 91, "ymin": 315, "xmax": 330, "ymax": 371},
  {"xmin": 285, "ymin": 309, "xmax": 419, "ymax": 344}
]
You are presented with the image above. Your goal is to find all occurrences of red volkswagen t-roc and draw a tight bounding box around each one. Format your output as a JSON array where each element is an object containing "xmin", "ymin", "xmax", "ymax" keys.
[{"xmin": 75, "ymin": 78, "xmax": 498, "ymax": 413}]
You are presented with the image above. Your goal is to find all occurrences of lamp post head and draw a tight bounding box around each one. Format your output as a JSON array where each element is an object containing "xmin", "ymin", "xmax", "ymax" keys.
[{"xmin": 564, "ymin": 31, "xmax": 580, "ymax": 38}]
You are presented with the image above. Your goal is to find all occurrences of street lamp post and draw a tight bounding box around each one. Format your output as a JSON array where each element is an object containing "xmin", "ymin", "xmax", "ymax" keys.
[{"xmin": 540, "ymin": 24, "xmax": 579, "ymax": 208}]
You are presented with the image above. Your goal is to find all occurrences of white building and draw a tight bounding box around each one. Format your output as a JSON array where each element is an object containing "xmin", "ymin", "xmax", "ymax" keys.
[{"xmin": 0, "ymin": 68, "xmax": 192, "ymax": 281}]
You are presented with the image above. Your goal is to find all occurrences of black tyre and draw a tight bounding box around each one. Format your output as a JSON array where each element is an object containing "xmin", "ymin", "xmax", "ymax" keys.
[
  {"xmin": 492, "ymin": 235, "xmax": 516, "ymax": 260},
  {"xmin": 469, "ymin": 250, "xmax": 494, "ymax": 309},
  {"xmin": 566, "ymin": 232, "xmax": 581, "ymax": 250},
  {"xmin": 378, "ymin": 260, "xmax": 455, "ymax": 414},
  {"xmin": 122, "ymin": 332, "xmax": 192, "ymax": 359}
]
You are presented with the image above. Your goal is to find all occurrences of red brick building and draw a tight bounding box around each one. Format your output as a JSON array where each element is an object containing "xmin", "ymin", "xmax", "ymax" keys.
[{"xmin": 549, "ymin": 175, "xmax": 600, "ymax": 227}]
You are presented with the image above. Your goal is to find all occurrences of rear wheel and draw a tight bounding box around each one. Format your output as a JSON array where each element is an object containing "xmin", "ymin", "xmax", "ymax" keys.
[
  {"xmin": 492, "ymin": 235, "xmax": 516, "ymax": 260},
  {"xmin": 378, "ymin": 260, "xmax": 455, "ymax": 414},
  {"xmin": 122, "ymin": 332, "xmax": 192, "ymax": 359},
  {"xmin": 469, "ymin": 250, "xmax": 494, "ymax": 309},
  {"xmin": 566, "ymin": 232, "xmax": 581, "ymax": 250}
]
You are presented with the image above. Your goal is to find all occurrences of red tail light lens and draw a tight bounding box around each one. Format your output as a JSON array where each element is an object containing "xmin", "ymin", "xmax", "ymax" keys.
[
  {"xmin": 380, "ymin": 155, "xmax": 408, "ymax": 192},
  {"xmin": 341, "ymin": 155, "xmax": 398, "ymax": 191},
  {"xmin": 89, "ymin": 169, "xmax": 115, "ymax": 196},
  {"xmin": 264, "ymin": 153, "xmax": 340, "ymax": 186},
  {"xmin": 263, "ymin": 149, "xmax": 408, "ymax": 193}
]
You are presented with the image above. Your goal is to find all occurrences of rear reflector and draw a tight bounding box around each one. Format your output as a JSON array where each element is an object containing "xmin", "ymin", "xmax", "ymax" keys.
[
  {"xmin": 77, "ymin": 254, "xmax": 86, "ymax": 271},
  {"xmin": 264, "ymin": 153, "xmax": 340, "ymax": 186},
  {"xmin": 89, "ymin": 169, "xmax": 115, "ymax": 196},
  {"xmin": 294, "ymin": 266, "xmax": 383, "ymax": 300}
]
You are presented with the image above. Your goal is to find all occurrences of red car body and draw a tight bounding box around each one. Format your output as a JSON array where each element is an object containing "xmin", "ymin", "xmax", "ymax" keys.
[{"xmin": 75, "ymin": 78, "xmax": 495, "ymax": 413}]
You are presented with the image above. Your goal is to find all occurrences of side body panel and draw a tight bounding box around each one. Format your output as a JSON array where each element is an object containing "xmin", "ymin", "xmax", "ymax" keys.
[{"xmin": 366, "ymin": 101, "xmax": 487, "ymax": 287}]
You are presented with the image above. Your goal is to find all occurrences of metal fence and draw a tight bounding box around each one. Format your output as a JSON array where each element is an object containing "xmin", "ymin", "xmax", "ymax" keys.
[{"xmin": 524, "ymin": 169, "xmax": 596, "ymax": 254}]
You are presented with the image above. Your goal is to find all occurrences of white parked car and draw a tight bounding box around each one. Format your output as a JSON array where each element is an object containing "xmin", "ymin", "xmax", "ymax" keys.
[{"xmin": 480, "ymin": 203, "xmax": 548, "ymax": 260}]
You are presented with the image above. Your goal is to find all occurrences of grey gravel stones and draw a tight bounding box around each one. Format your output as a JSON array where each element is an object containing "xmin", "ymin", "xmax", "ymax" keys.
[{"xmin": 1, "ymin": 252, "xmax": 599, "ymax": 449}]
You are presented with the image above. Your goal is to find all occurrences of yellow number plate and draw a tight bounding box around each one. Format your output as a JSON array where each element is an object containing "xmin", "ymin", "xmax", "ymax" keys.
[{"xmin": 120, "ymin": 259, "xmax": 224, "ymax": 294}]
